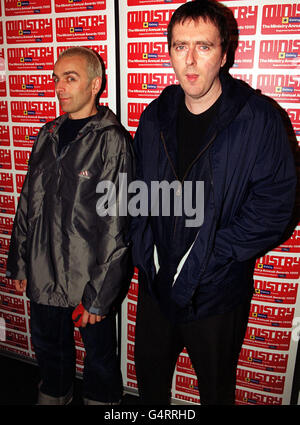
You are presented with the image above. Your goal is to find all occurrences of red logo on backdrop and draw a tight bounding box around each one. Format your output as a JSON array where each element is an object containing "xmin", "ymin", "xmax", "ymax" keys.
[
  {"xmin": 287, "ymin": 109, "xmax": 300, "ymax": 136},
  {"xmin": 257, "ymin": 74, "xmax": 300, "ymax": 102},
  {"xmin": 0, "ymin": 149, "xmax": 12, "ymax": 170},
  {"xmin": 175, "ymin": 375, "xmax": 198, "ymax": 396},
  {"xmin": 175, "ymin": 393, "xmax": 199, "ymax": 404},
  {"xmin": 0, "ymin": 172, "xmax": 13, "ymax": 192},
  {"xmin": 0, "ymin": 195, "xmax": 15, "ymax": 215},
  {"xmin": 128, "ymin": 103, "xmax": 148, "ymax": 127},
  {"xmin": 262, "ymin": 3, "xmax": 300, "ymax": 35},
  {"xmin": 55, "ymin": 0, "xmax": 105, "ymax": 13},
  {"xmin": 238, "ymin": 347, "xmax": 288, "ymax": 373},
  {"xmin": 0, "ymin": 329, "xmax": 28, "ymax": 349},
  {"xmin": 16, "ymin": 174, "xmax": 26, "ymax": 193},
  {"xmin": 255, "ymin": 255, "xmax": 300, "ymax": 279},
  {"xmin": 75, "ymin": 349, "xmax": 85, "ymax": 366},
  {"xmin": 56, "ymin": 16, "xmax": 107, "ymax": 42},
  {"xmin": 0, "ymin": 82, "xmax": 6, "ymax": 97},
  {"xmin": 8, "ymin": 47, "xmax": 54, "ymax": 71},
  {"xmin": 259, "ymin": 40, "xmax": 300, "ymax": 69},
  {"xmin": 244, "ymin": 326, "xmax": 291, "ymax": 351},
  {"xmin": 0, "ymin": 236, "xmax": 10, "ymax": 255},
  {"xmin": 0, "ymin": 102, "xmax": 9, "ymax": 122},
  {"xmin": 0, "ymin": 216, "xmax": 13, "ymax": 236},
  {"xmin": 12, "ymin": 126, "xmax": 40, "ymax": 148},
  {"xmin": 128, "ymin": 42, "xmax": 171, "ymax": 68},
  {"xmin": 230, "ymin": 73, "xmax": 253, "ymax": 86},
  {"xmin": 127, "ymin": 301, "xmax": 137, "ymax": 322},
  {"xmin": 0, "ymin": 311, "xmax": 27, "ymax": 333},
  {"xmin": 127, "ymin": 362, "xmax": 136, "ymax": 381},
  {"xmin": 0, "ymin": 126, "xmax": 10, "ymax": 147},
  {"xmin": 235, "ymin": 389, "xmax": 282, "ymax": 406},
  {"xmin": 57, "ymin": 45, "xmax": 108, "ymax": 68},
  {"xmin": 0, "ymin": 294, "xmax": 25, "ymax": 315},
  {"xmin": 128, "ymin": 73, "xmax": 177, "ymax": 99},
  {"xmin": 127, "ymin": 343, "xmax": 134, "ymax": 361},
  {"xmin": 6, "ymin": 19, "xmax": 53, "ymax": 44},
  {"xmin": 127, "ymin": 281, "xmax": 138, "ymax": 302},
  {"xmin": 253, "ymin": 279, "xmax": 298, "ymax": 304},
  {"xmin": 230, "ymin": 6, "xmax": 258, "ymax": 35},
  {"xmin": 176, "ymin": 355, "xmax": 196, "ymax": 377},
  {"xmin": 127, "ymin": 323, "xmax": 135, "ymax": 343},
  {"xmin": 4, "ymin": 0, "xmax": 51, "ymax": 15},
  {"xmin": 11, "ymin": 101, "xmax": 56, "ymax": 123},
  {"xmin": 249, "ymin": 303, "xmax": 294, "ymax": 328},
  {"xmin": 14, "ymin": 150, "xmax": 31, "ymax": 172},
  {"xmin": 0, "ymin": 49, "xmax": 6, "ymax": 97},
  {"xmin": 128, "ymin": 0, "xmax": 185, "ymax": 5},
  {"xmin": 0, "ymin": 276, "xmax": 17, "ymax": 294},
  {"xmin": 74, "ymin": 329, "xmax": 84, "ymax": 348},
  {"xmin": 0, "ymin": 22, "xmax": 3, "ymax": 44},
  {"xmin": 233, "ymin": 40, "xmax": 255, "ymax": 69},
  {"xmin": 128, "ymin": 9, "xmax": 175, "ymax": 38},
  {"xmin": 236, "ymin": 368, "xmax": 285, "ymax": 394},
  {"xmin": 9, "ymin": 75, "xmax": 55, "ymax": 98}
]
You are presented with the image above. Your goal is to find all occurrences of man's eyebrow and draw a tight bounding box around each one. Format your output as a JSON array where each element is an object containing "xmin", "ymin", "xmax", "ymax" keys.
[
  {"xmin": 172, "ymin": 40, "xmax": 215, "ymax": 46},
  {"xmin": 52, "ymin": 70, "xmax": 80, "ymax": 78}
]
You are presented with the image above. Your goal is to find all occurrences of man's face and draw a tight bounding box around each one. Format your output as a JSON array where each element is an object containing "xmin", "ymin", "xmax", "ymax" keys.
[
  {"xmin": 53, "ymin": 55, "xmax": 100, "ymax": 119},
  {"xmin": 169, "ymin": 17, "xmax": 227, "ymax": 113}
]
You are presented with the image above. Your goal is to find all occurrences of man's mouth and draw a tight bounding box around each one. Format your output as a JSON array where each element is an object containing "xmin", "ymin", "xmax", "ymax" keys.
[{"xmin": 186, "ymin": 74, "xmax": 199, "ymax": 82}]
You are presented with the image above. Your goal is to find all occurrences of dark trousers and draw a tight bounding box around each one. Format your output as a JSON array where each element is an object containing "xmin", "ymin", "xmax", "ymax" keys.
[
  {"xmin": 30, "ymin": 301, "xmax": 123, "ymax": 403},
  {"xmin": 134, "ymin": 281, "xmax": 251, "ymax": 405}
]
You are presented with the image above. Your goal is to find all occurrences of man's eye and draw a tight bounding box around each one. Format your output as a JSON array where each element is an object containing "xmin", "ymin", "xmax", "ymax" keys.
[
  {"xmin": 67, "ymin": 77, "xmax": 75, "ymax": 82},
  {"xmin": 175, "ymin": 45, "xmax": 186, "ymax": 51},
  {"xmin": 197, "ymin": 45, "xmax": 209, "ymax": 51}
]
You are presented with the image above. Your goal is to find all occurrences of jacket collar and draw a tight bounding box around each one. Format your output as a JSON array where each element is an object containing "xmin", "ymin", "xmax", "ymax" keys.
[
  {"xmin": 45, "ymin": 106, "xmax": 118, "ymax": 142},
  {"xmin": 157, "ymin": 71, "xmax": 254, "ymax": 133}
]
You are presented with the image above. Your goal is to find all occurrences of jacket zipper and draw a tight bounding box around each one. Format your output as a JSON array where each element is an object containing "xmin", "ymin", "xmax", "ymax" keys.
[{"xmin": 160, "ymin": 131, "xmax": 217, "ymax": 236}]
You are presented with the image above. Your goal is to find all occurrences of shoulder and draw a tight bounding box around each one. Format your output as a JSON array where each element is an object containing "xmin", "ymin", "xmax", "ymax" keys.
[
  {"xmin": 140, "ymin": 84, "xmax": 183, "ymax": 122},
  {"xmin": 93, "ymin": 108, "xmax": 133, "ymax": 157}
]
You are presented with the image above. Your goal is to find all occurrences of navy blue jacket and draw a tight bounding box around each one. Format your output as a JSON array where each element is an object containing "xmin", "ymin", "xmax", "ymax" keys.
[{"xmin": 131, "ymin": 72, "xmax": 296, "ymax": 323}]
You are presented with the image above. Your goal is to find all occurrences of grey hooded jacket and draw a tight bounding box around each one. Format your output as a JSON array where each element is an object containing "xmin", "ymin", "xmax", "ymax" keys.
[{"xmin": 6, "ymin": 106, "xmax": 135, "ymax": 315}]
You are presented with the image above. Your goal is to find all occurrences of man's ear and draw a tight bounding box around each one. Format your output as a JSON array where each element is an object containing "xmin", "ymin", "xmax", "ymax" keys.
[
  {"xmin": 221, "ymin": 51, "xmax": 227, "ymax": 68},
  {"xmin": 92, "ymin": 77, "xmax": 102, "ymax": 95}
]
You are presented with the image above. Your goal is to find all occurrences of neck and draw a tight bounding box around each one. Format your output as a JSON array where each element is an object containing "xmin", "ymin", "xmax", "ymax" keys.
[
  {"xmin": 185, "ymin": 80, "xmax": 222, "ymax": 115},
  {"xmin": 69, "ymin": 105, "xmax": 98, "ymax": 120}
]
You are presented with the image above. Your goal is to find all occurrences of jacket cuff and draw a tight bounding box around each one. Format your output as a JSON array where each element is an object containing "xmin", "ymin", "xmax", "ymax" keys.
[
  {"xmin": 81, "ymin": 283, "xmax": 107, "ymax": 316},
  {"xmin": 86, "ymin": 306, "xmax": 103, "ymax": 315}
]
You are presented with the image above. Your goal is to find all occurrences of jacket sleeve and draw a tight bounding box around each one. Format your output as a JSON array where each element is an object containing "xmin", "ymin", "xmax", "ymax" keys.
[
  {"xmin": 81, "ymin": 127, "xmax": 135, "ymax": 316},
  {"xmin": 214, "ymin": 108, "xmax": 297, "ymax": 263},
  {"xmin": 6, "ymin": 172, "xmax": 29, "ymax": 280}
]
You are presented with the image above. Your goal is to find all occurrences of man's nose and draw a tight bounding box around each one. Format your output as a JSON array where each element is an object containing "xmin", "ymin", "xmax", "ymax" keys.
[
  {"xmin": 185, "ymin": 46, "xmax": 196, "ymax": 65},
  {"xmin": 55, "ymin": 80, "xmax": 66, "ymax": 93}
]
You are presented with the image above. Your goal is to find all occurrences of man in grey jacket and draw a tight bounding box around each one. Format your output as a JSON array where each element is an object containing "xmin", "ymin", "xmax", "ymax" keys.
[{"xmin": 6, "ymin": 47, "xmax": 134, "ymax": 405}]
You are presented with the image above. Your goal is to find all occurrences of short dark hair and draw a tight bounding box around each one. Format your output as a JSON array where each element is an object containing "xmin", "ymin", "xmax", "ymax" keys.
[{"xmin": 167, "ymin": 0, "xmax": 231, "ymax": 55}]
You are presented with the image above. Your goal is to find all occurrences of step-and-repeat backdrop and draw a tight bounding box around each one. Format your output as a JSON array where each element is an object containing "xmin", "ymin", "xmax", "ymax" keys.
[
  {"xmin": 119, "ymin": 0, "xmax": 300, "ymax": 405},
  {"xmin": 0, "ymin": 0, "xmax": 299, "ymax": 406}
]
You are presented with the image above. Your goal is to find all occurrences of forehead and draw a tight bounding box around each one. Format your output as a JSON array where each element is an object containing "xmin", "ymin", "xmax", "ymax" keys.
[
  {"xmin": 53, "ymin": 54, "xmax": 88, "ymax": 75},
  {"xmin": 171, "ymin": 17, "xmax": 221, "ymax": 43}
]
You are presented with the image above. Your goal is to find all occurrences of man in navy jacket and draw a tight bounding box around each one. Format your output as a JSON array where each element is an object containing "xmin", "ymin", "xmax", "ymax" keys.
[{"xmin": 131, "ymin": 0, "xmax": 296, "ymax": 405}]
